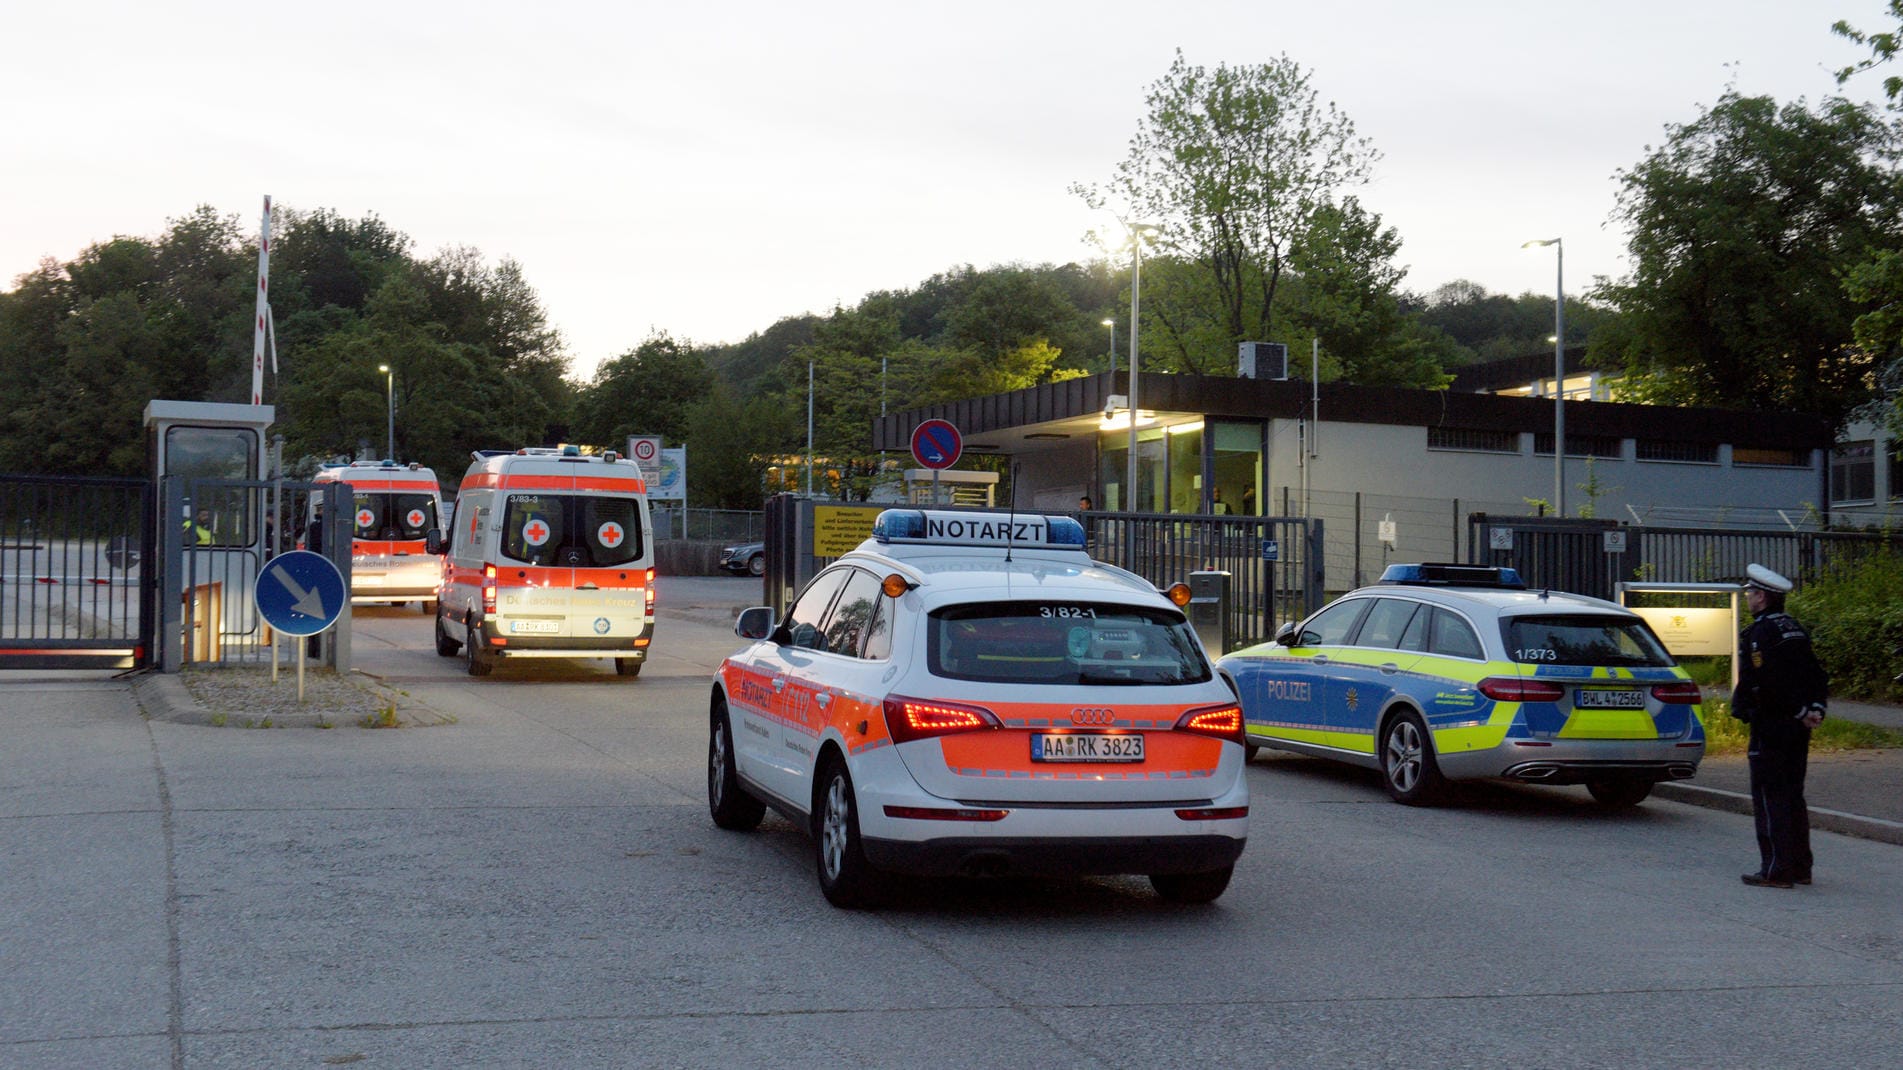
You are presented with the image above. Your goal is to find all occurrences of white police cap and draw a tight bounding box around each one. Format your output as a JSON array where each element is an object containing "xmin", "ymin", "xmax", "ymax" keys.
[{"xmin": 1743, "ymin": 563, "xmax": 1793, "ymax": 593}]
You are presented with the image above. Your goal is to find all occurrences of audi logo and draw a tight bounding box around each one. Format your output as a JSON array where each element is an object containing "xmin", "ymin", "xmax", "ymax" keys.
[{"xmin": 1069, "ymin": 707, "xmax": 1116, "ymax": 726}]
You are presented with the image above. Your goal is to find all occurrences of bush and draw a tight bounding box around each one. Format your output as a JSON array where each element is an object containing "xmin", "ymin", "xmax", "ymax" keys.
[{"xmin": 1790, "ymin": 551, "xmax": 1903, "ymax": 704}]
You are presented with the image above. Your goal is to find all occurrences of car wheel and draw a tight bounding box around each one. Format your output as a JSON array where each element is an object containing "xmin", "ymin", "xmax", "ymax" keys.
[
  {"xmin": 1586, "ymin": 779, "xmax": 1653, "ymax": 808},
  {"xmin": 434, "ymin": 610, "xmax": 460, "ymax": 657},
  {"xmin": 1150, "ymin": 865, "xmax": 1234, "ymax": 903},
  {"xmin": 1380, "ymin": 710, "xmax": 1445, "ymax": 806},
  {"xmin": 1244, "ymin": 743, "xmax": 1261, "ymax": 762},
  {"xmin": 614, "ymin": 658, "xmax": 642, "ymax": 677},
  {"xmin": 464, "ymin": 616, "xmax": 493, "ymax": 677},
  {"xmin": 708, "ymin": 697, "xmax": 766, "ymax": 831},
  {"xmin": 747, "ymin": 553, "xmax": 765, "ymax": 577},
  {"xmin": 815, "ymin": 758, "xmax": 883, "ymax": 909}
]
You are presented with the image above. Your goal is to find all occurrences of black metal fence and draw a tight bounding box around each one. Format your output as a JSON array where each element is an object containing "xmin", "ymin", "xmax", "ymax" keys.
[
  {"xmin": 0, "ymin": 474, "xmax": 152, "ymax": 670},
  {"xmin": 1467, "ymin": 513, "xmax": 1899, "ymax": 599}
]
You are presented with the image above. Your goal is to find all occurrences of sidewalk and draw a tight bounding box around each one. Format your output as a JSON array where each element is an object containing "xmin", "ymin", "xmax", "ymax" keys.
[{"xmin": 1654, "ymin": 697, "xmax": 1903, "ymax": 845}]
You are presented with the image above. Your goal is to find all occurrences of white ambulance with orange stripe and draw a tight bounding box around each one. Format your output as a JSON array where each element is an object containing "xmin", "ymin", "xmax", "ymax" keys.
[
  {"xmin": 311, "ymin": 460, "xmax": 446, "ymax": 611},
  {"xmin": 427, "ymin": 446, "xmax": 655, "ymax": 677},
  {"xmin": 709, "ymin": 508, "xmax": 1250, "ymax": 908}
]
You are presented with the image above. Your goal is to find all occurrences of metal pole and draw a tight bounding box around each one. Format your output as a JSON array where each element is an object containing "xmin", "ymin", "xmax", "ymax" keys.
[
  {"xmin": 805, "ymin": 360, "xmax": 814, "ymax": 496},
  {"xmin": 1127, "ymin": 238, "xmax": 1142, "ymax": 521},
  {"xmin": 1554, "ymin": 239, "xmax": 1565, "ymax": 518},
  {"xmin": 1104, "ymin": 318, "xmax": 1117, "ymax": 380}
]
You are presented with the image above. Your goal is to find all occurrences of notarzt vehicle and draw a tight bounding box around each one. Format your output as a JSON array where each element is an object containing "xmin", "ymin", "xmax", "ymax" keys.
[
  {"xmin": 710, "ymin": 509, "xmax": 1250, "ymax": 908},
  {"xmin": 428, "ymin": 447, "xmax": 655, "ymax": 677},
  {"xmin": 1218, "ymin": 563, "xmax": 1706, "ymax": 807}
]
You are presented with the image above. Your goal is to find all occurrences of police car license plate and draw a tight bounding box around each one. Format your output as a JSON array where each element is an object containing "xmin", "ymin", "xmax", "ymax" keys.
[
  {"xmin": 509, "ymin": 619, "xmax": 561, "ymax": 634},
  {"xmin": 1031, "ymin": 733, "xmax": 1144, "ymax": 762},
  {"xmin": 1574, "ymin": 689, "xmax": 1645, "ymax": 709}
]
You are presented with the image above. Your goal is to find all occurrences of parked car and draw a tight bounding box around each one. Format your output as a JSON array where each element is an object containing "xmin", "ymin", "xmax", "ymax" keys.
[
  {"xmin": 1217, "ymin": 562, "xmax": 1705, "ymax": 807},
  {"xmin": 719, "ymin": 541, "xmax": 765, "ymax": 576}
]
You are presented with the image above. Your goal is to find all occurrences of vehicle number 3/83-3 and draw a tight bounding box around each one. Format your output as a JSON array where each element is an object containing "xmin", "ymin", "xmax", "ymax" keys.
[{"xmin": 1031, "ymin": 733, "xmax": 1144, "ymax": 762}]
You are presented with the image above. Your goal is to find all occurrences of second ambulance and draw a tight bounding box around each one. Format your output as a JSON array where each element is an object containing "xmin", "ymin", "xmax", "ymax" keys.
[{"xmin": 313, "ymin": 460, "xmax": 446, "ymax": 612}]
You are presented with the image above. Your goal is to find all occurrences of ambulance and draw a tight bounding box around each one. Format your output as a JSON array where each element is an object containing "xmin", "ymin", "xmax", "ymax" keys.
[
  {"xmin": 311, "ymin": 460, "xmax": 446, "ymax": 612},
  {"xmin": 428, "ymin": 446, "xmax": 655, "ymax": 678}
]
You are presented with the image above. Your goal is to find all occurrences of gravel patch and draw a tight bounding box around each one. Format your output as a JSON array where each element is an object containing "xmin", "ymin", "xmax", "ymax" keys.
[{"xmin": 172, "ymin": 666, "xmax": 446, "ymax": 729}]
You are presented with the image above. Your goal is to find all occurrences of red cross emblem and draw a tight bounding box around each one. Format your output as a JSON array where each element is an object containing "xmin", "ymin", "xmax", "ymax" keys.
[
  {"xmin": 356, "ymin": 508, "xmax": 375, "ymax": 529},
  {"xmin": 407, "ymin": 509, "xmax": 426, "ymax": 528},
  {"xmin": 597, "ymin": 522, "xmax": 624, "ymax": 548},
  {"xmin": 524, "ymin": 519, "xmax": 550, "ymax": 546}
]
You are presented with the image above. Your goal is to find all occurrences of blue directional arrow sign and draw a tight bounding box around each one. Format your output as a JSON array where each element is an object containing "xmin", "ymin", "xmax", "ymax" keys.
[{"xmin": 253, "ymin": 551, "xmax": 347, "ymax": 637}]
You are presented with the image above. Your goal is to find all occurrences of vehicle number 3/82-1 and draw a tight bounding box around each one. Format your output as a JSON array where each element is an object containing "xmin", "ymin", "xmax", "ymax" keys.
[{"xmin": 1031, "ymin": 733, "xmax": 1144, "ymax": 762}]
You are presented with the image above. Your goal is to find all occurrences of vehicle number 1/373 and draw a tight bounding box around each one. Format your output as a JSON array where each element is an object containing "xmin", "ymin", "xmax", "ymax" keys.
[{"xmin": 1031, "ymin": 733, "xmax": 1144, "ymax": 763}]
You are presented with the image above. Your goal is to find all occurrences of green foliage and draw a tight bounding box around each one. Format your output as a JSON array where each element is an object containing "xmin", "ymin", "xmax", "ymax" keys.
[
  {"xmin": 1593, "ymin": 91, "xmax": 1903, "ymax": 433},
  {"xmin": 1789, "ymin": 549, "xmax": 1903, "ymax": 703},
  {"xmin": 1408, "ymin": 280, "xmax": 1621, "ymax": 365},
  {"xmin": 571, "ymin": 334, "xmax": 713, "ymax": 449},
  {"xmin": 1834, "ymin": 2, "xmax": 1903, "ymax": 106}
]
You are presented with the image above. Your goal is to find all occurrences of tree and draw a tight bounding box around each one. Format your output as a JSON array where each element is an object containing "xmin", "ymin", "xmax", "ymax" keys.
[
  {"xmin": 1074, "ymin": 51, "xmax": 1379, "ymax": 352},
  {"xmin": 1835, "ymin": 2, "xmax": 1903, "ymax": 105},
  {"xmin": 1592, "ymin": 91, "xmax": 1903, "ymax": 432},
  {"xmin": 1286, "ymin": 198, "xmax": 1455, "ymax": 389},
  {"xmin": 571, "ymin": 333, "xmax": 713, "ymax": 449},
  {"xmin": 1837, "ymin": 3, "xmax": 1903, "ymax": 442},
  {"xmin": 685, "ymin": 383, "xmax": 800, "ymax": 508}
]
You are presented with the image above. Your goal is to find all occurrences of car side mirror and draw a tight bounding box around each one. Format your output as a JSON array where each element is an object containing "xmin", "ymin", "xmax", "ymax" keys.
[
  {"xmin": 735, "ymin": 606, "xmax": 776, "ymax": 641},
  {"xmin": 425, "ymin": 529, "xmax": 446, "ymax": 555},
  {"xmin": 1273, "ymin": 620, "xmax": 1298, "ymax": 647}
]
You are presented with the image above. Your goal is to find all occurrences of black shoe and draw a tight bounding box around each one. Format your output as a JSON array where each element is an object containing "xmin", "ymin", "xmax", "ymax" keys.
[
  {"xmin": 1742, "ymin": 871, "xmax": 1794, "ymax": 889},
  {"xmin": 1794, "ymin": 875, "xmax": 1812, "ymax": 885}
]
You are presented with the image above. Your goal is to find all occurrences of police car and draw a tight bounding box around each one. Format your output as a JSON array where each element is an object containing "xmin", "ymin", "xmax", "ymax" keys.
[
  {"xmin": 1218, "ymin": 563, "xmax": 1705, "ymax": 807},
  {"xmin": 709, "ymin": 509, "xmax": 1250, "ymax": 908}
]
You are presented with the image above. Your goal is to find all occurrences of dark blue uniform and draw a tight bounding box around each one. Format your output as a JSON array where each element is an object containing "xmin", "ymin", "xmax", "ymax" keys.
[{"xmin": 1732, "ymin": 610, "xmax": 1828, "ymax": 884}]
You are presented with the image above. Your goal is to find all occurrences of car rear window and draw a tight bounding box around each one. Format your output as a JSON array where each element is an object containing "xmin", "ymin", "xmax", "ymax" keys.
[
  {"xmin": 929, "ymin": 601, "xmax": 1211, "ymax": 686},
  {"xmin": 501, "ymin": 493, "xmax": 645, "ymax": 567},
  {"xmin": 1502, "ymin": 614, "xmax": 1674, "ymax": 667}
]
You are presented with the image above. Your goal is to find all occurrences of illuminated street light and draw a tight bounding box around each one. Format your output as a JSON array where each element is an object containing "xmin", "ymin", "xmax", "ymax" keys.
[
  {"xmin": 1125, "ymin": 223, "xmax": 1160, "ymax": 534},
  {"xmin": 1522, "ymin": 238, "xmax": 1564, "ymax": 516},
  {"xmin": 377, "ymin": 363, "xmax": 394, "ymax": 460}
]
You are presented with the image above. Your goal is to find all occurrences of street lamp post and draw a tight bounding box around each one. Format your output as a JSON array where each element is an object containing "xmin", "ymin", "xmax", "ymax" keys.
[
  {"xmin": 1125, "ymin": 224, "xmax": 1158, "ymax": 531},
  {"xmin": 377, "ymin": 363, "xmax": 394, "ymax": 460},
  {"xmin": 1102, "ymin": 317, "xmax": 1117, "ymax": 381},
  {"xmin": 1522, "ymin": 238, "xmax": 1564, "ymax": 516}
]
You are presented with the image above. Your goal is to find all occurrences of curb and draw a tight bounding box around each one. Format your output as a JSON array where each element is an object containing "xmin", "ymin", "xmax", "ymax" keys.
[{"xmin": 1654, "ymin": 781, "xmax": 1903, "ymax": 847}]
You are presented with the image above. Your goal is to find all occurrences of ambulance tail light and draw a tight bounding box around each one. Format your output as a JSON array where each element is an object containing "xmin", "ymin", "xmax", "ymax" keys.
[
  {"xmin": 482, "ymin": 565, "xmax": 497, "ymax": 614},
  {"xmin": 1174, "ymin": 702, "xmax": 1244, "ymax": 746},
  {"xmin": 1478, "ymin": 677, "xmax": 1564, "ymax": 703},
  {"xmin": 1650, "ymin": 681, "xmax": 1703, "ymax": 705},
  {"xmin": 884, "ymin": 696, "xmax": 1002, "ymax": 744},
  {"xmin": 645, "ymin": 568, "xmax": 656, "ymax": 616}
]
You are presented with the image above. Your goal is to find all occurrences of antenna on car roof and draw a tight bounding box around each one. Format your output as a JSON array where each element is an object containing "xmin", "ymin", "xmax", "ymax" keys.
[{"xmin": 1004, "ymin": 461, "xmax": 1022, "ymax": 562}]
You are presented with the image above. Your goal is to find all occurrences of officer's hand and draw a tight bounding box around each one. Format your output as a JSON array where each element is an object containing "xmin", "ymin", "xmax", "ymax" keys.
[{"xmin": 1799, "ymin": 703, "xmax": 1826, "ymax": 729}]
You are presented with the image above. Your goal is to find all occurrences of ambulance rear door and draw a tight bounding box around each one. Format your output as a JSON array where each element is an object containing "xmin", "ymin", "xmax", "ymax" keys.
[
  {"xmin": 567, "ymin": 492, "xmax": 651, "ymax": 642},
  {"xmin": 494, "ymin": 492, "xmax": 577, "ymax": 637}
]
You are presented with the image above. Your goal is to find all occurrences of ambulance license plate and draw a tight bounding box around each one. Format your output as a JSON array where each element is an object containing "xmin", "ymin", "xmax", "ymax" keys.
[
  {"xmin": 1031, "ymin": 733, "xmax": 1144, "ymax": 762},
  {"xmin": 1574, "ymin": 689, "xmax": 1645, "ymax": 709},
  {"xmin": 509, "ymin": 619, "xmax": 561, "ymax": 634}
]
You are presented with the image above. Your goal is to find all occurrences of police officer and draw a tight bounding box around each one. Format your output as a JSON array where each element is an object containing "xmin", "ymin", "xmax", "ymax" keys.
[{"xmin": 1732, "ymin": 564, "xmax": 1829, "ymax": 889}]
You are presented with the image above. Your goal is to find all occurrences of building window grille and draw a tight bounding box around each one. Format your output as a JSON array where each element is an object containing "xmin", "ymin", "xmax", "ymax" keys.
[
  {"xmin": 1733, "ymin": 446, "xmax": 1808, "ymax": 467},
  {"xmin": 1635, "ymin": 440, "xmax": 1719, "ymax": 464},
  {"xmin": 1427, "ymin": 427, "xmax": 1517, "ymax": 453},
  {"xmin": 1533, "ymin": 433, "xmax": 1623, "ymax": 458}
]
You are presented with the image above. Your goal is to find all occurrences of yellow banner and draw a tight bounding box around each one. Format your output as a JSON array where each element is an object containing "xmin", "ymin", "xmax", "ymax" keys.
[{"xmin": 814, "ymin": 505, "xmax": 880, "ymax": 557}]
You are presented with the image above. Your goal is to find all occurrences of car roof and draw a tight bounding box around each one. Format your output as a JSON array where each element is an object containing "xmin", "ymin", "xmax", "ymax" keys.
[
  {"xmin": 1346, "ymin": 583, "xmax": 1636, "ymax": 619},
  {"xmin": 836, "ymin": 545, "xmax": 1174, "ymax": 611}
]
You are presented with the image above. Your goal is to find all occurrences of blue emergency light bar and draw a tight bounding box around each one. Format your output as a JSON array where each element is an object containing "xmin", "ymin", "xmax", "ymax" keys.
[
  {"xmin": 1379, "ymin": 562, "xmax": 1525, "ymax": 589},
  {"xmin": 871, "ymin": 509, "xmax": 1086, "ymax": 550}
]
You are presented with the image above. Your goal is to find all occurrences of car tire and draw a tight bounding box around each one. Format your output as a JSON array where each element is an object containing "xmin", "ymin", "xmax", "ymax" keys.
[
  {"xmin": 815, "ymin": 758, "xmax": 883, "ymax": 909},
  {"xmin": 1244, "ymin": 743, "xmax": 1261, "ymax": 762},
  {"xmin": 1150, "ymin": 865, "xmax": 1234, "ymax": 904},
  {"xmin": 464, "ymin": 616, "xmax": 493, "ymax": 677},
  {"xmin": 434, "ymin": 610, "xmax": 460, "ymax": 657},
  {"xmin": 614, "ymin": 658, "xmax": 642, "ymax": 677},
  {"xmin": 1586, "ymin": 779, "xmax": 1653, "ymax": 808},
  {"xmin": 1380, "ymin": 710, "xmax": 1445, "ymax": 806},
  {"xmin": 747, "ymin": 553, "xmax": 765, "ymax": 577},
  {"xmin": 708, "ymin": 697, "xmax": 766, "ymax": 831}
]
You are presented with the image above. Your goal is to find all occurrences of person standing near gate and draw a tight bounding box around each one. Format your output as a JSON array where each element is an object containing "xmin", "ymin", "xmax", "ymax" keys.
[{"xmin": 1731, "ymin": 563, "xmax": 1829, "ymax": 889}]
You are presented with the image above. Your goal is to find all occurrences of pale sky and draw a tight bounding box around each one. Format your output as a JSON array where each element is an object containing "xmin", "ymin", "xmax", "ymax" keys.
[{"xmin": 2, "ymin": 1, "xmax": 1893, "ymax": 382}]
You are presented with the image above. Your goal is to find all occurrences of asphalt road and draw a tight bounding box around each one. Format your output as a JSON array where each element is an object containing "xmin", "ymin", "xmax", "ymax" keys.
[{"xmin": 4, "ymin": 574, "xmax": 1901, "ymax": 1069}]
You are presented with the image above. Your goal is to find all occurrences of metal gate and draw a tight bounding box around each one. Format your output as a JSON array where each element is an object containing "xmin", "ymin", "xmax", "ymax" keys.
[
  {"xmin": 0, "ymin": 474, "xmax": 153, "ymax": 670},
  {"xmin": 760, "ymin": 495, "xmax": 1324, "ymax": 653}
]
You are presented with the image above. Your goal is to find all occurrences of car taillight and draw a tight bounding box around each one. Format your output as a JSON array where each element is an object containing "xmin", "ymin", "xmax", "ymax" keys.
[
  {"xmin": 1651, "ymin": 681, "xmax": 1703, "ymax": 705},
  {"xmin": 645, "ymin": 567, "xmax": 656, "ymax": 616},
  {"xmin": 1478, "ymin": 677, "xmax": 1565, "ymax": 702},
  {"xmin": 883, "ymin": 696, "xmax": 1001, "ymax": 744},
  {"xmin": 1174, "ymin": 703, "xmax": 1244, "ymax": 745},
  {"xmin": 482, "ymin": 564, "xmax": 497, "ymax": 614}
]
